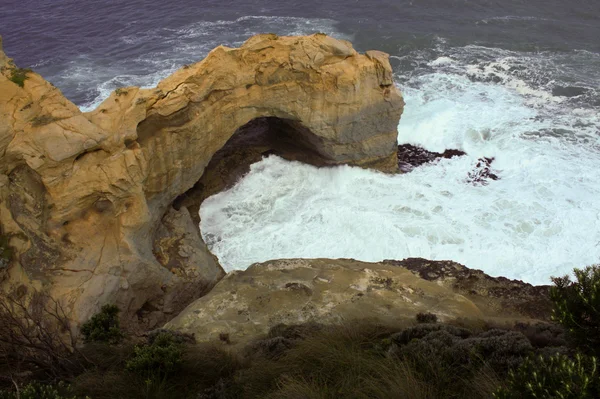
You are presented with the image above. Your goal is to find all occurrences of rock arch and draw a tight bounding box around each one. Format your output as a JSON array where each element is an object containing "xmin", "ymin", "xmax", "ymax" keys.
[{"xmin": 0, "ymin": 34, "xmax": 404, "ymax": 327}]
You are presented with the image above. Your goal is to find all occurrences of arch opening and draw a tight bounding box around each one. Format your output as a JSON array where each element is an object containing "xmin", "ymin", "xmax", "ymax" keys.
[{"xmin": 172, "ymin": 116, "xmax": 330, "ymax": 226}]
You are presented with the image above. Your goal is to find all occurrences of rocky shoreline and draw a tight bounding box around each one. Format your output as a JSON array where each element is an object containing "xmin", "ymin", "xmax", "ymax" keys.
[{"xmin": 0, "ymin": 34, "xmax": 549, "ymax": 346}]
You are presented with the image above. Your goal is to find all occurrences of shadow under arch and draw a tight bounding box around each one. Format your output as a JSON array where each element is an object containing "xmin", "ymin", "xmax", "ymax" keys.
[{"xmin": 172, "ymin": 116, "xmax": 332, "ymax": 226}]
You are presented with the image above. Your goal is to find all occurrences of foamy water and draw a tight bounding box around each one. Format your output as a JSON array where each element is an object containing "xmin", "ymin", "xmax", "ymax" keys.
[
  {"xmin": 77, "ymin": 16, "xmax": 346, "ymax": 111},
  {"xmin": 201, "ymin": 49, "xmax": 600, "ymax": 285}
]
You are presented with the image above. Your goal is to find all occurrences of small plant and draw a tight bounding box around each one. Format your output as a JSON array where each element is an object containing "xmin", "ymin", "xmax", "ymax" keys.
[
  {"xmin": 0, "ymin": 381, "xmax": 81, "ymax": 399},
  {"xmin": 550, "ymin": 265, "xmax": 600, "ymax": 356},
  {"xmin": 494, "ymin": 353, "xmax": 599, "ymax": 399},
  {"xmin": 115, "ymin": 88, "xmax": 128, "ymax": 96},
  {"xmin": 8, "ymin": 68, "xmax": 33, "ymax": 88},
  {"xmin": 126, "ymin": 332, "xmax": 183, "ymax": 385},
  {"xmin": 416, "ymin": 312, "xmax": 438, "ymax": 324},
  {"xmin": 80, "ymin": 304, "xmax": 123, "ymax": 344}
]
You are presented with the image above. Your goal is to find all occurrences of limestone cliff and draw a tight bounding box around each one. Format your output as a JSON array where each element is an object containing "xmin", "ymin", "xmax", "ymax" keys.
[{"xmin": 0, "ymin": 34, "xmax": 404, "ymax": 327}]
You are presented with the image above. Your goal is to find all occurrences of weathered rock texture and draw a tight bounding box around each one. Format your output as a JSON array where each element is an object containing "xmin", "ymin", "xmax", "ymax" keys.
[
  {"xmin": 166, "ymin": 258, "xmax": 550, "ymax": 345},
  {"xmin": 0, "ymin": 34, "xmax": 403, "ymax": 327}
]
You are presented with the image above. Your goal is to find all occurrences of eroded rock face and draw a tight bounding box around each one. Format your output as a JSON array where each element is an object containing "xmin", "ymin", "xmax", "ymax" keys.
[
  {"xmin": 165, "ymin": 258, "xmax": 549, "ymax": 345},
  {"xmin": 0, "ymin": 34, "xmax": 404, "ymax": 327}
]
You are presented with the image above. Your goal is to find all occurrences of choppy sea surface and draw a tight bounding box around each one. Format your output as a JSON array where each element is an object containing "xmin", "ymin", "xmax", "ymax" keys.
[{"xmin": 2, "ymin": 0, "xmax": 599, "ymax": 284}]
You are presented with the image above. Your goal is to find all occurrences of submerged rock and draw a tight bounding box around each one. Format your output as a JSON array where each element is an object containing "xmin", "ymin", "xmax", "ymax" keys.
[
  {"xmin": 467, "ymin": 156, "xmax": 499, "ymax": 185},
  {"xmin": 398, "ymin": 143, "xmax": 499, "ymax": 185},
  {"xmin": 397, "ymin": 143, "xmax": 466, "ymax": 172}
]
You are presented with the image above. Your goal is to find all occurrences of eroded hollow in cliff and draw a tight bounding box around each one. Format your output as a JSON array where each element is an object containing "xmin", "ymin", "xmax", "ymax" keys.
[{"xmin": 172, "ymin": 117, "xmax": 330, "ymax": 226}]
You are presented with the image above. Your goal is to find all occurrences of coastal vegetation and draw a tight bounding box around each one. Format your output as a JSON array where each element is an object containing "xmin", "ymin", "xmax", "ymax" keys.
[
  {"xmin": 0, "ymin": 264, "xmax": 598, "ymax": 398},
  {"xmin": 7, "ymin": 67, "xmax": 32, "ymax": 88}
]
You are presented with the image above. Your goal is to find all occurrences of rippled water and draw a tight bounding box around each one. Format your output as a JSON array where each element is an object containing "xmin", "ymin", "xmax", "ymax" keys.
[{"xmin": 2, "ymin": 0, "xmax": 599, "ymax": 284}]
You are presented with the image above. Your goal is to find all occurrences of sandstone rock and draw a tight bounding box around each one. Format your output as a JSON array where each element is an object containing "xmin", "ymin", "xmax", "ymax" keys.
[
  {"xmin": 0, "ymin": 34, "xmax": 404, "ymax": 327},
  {"xmin": 385, "ymin": 258, "xmax": 551, "ymax": 320},
  {"xmin": 165, "ymin": 258, "xmax": 536, "ymax": 345}
]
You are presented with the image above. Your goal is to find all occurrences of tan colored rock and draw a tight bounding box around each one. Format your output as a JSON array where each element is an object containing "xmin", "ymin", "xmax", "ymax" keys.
[
  {"xmin": 0, "ymin": 34, "xmax": 404, "ymax": 327},
  {"xmin": 165, "ymin": 258, "xmax": 481, "ymax": 345}
]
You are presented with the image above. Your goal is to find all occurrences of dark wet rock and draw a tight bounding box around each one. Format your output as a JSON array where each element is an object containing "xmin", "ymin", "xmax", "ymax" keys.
[
  {"xmin": 383, "ymin": 258, "xmax": 552, "ymax": 320},
  {"xmin": 552, "ymin": 85, "xmax": 589, "ymax": 98},
  {"xmin": 397, "ymin": 143, "xmax": 466, "ymax": 172},
  {"xmin": 467, "ymin": 157, "xmax": 499, "ymax": 185},
  {"xmin": 397, "ymin": 144, "xmax": 499, "ymax": 185}
]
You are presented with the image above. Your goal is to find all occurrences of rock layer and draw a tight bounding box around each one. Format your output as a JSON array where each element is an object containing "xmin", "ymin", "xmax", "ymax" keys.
[
  {"xmin": 0, "ymin": 34, "xmax": 404, "ymax": 327},
  {"xmin": 166, "ymin": 258, "xmax": 551, "ymax": 345}
]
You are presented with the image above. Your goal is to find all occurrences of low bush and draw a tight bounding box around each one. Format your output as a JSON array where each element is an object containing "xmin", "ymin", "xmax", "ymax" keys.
[
  {"xmin": 0, "ymin": 381, "xmax": 81, "ymax": 399},
  {"xmin": 416, "ymin": 312, "xmax": 438, "ymax": 323},
  {"xmin": 550, "ymin": 265, "xmax": 600, "ymax": 356},
  {"xmin": 125, "ymin": 332, "xmax": 183, "ymax": 379},
  {"xmin": 494, "ymin": 353, "xmax": 599, "ymax": 399},
  {"xmin": 80, "ymin": 304, "xmax": 123, "ymax": 344},
  {"xmin": 70, "ymin": 339, "xmax": 241, "ymax": 399},
  {"xmin": 0, "ymin": 286, "xmax": 87, "ymax": 384}
]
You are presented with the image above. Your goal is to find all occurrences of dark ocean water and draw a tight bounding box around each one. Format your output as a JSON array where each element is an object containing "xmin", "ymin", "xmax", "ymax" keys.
[
  {"xmin": 2, "ymin": 0, "xmax": 599, "ymax": 108},
  {"xmin": 1, "ymin": 0, "xmax": 599, "ymax": 283}
]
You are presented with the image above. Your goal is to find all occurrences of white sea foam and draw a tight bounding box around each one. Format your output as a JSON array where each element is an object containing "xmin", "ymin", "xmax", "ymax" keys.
[{"xmin": 200, "ymin": 56, "xmax": 600, "ymax": 285}]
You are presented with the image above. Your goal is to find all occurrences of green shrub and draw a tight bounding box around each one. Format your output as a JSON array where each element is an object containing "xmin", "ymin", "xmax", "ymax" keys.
[
  {"xmin": 125, "ymin": 332, "xmax": 183, "ymax": 380},
  {"xmin": 550, "ymin": 265, "xmax": 600, "ymax": 356},
  {"xmin": 80, "ymin": 304, "xmax": 123, "ymax": 344},
  {"xmin": 416, "ymin": 312, "xmax": 438, "ymax": 323},
  {"xmin": 70, "ymin": 340, "xmax": 240, "ymax": 399},
  {"xmin": 8, "ymin": 68, "xmax": 33, "ymax": 88},
  {"xmin": 494, "ymin": 353, "xmax": 599, "ymax": 399},
  {"xmin": 0, "ymin": 381, "xmax": 81, "ymax": 399}
]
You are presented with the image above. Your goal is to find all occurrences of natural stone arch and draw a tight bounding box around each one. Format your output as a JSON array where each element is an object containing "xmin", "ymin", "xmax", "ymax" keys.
[
  {"xmin": 173, "ymin": 116, "xmax": 334, "ymax": 225},
  {"xmin": 0, "ymin": 34, "xmax": 404, "ymax": 327}
]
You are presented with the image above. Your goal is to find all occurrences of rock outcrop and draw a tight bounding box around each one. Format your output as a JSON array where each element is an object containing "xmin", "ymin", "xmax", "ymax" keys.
[
  {"xmin": 166, "ymin": 258, "xmax": 551, "ymax": 345},
  {"xmin": 0, "ymin": 34, "xmax": 404, "ymax": 327}
]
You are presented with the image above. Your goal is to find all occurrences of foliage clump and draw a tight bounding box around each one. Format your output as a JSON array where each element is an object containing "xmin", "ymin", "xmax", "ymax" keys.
[
  {"xmin": 126, "ymin": 332, "xmax": 183, "ymax": 379},
  {"xmin": 416, "ymin": 312, "xmax": 438, "ymax": 323},
  {"xmin": 494, "ymin": 354, "xmax": 599, "ymax": 399},
  {"xmin": 8, "ymin": 67, "xmax": 32, "ymax": 88},
  {"xmin": 0, "ymin": 382, "xmax": 80, "ymax": 399},
  {"xmin": 550, "ymin": 265, "xmax": 600, "ymax": 356},
  {"xmin": 80, "ymin": 304, "xmax": 123, "ymax": 344}
]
